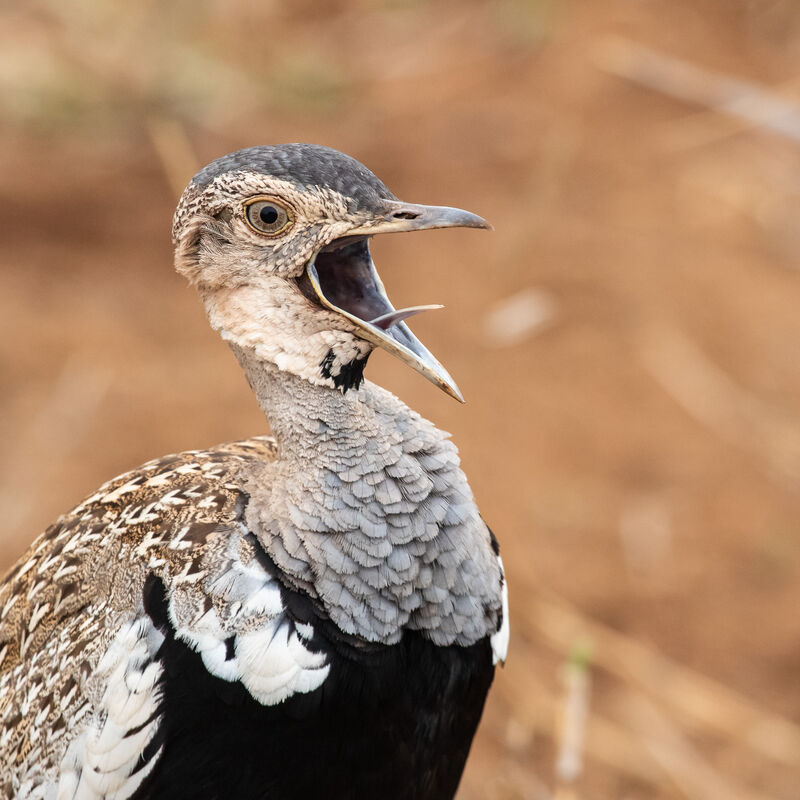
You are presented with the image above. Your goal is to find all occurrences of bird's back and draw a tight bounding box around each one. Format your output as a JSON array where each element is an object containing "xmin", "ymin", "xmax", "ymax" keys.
[{"xmin": 0, "ymin": 437, "xmax": 279, "ymax": 795}]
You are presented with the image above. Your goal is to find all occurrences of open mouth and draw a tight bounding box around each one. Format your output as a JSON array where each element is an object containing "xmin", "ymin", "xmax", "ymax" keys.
[
  {"xmin": 304, "ymin": 237, "xmax": 441, "ymax": 332},
  {"xmin": 294, "ymin": 201, "xmax": 490, "ymax": 401},
  {"xmin": 298, "ymin": 236, "xmax": 461, "ymax": 400}
]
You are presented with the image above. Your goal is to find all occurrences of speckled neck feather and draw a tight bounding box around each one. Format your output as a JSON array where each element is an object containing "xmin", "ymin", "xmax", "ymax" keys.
[{"xmin": 230, "ymin": 343, "xmax": 502, "ymax": 647}]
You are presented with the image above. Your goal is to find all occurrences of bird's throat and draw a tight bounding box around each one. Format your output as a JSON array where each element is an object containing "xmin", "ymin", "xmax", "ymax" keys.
[{"xmin": 229, "ymin": 342, "xmax": 397, "ymax": 464}]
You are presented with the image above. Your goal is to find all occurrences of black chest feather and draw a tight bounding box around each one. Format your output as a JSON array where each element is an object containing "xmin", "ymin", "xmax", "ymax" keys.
[{"xmin": 134, "ymin": 577, "xmax": 494, "ymax": 800}]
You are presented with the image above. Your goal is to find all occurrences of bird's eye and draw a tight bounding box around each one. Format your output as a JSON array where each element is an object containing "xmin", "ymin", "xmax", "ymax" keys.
[{"xmin": 243, "ymin": 198, "xmax": 293, "ymax": 236}]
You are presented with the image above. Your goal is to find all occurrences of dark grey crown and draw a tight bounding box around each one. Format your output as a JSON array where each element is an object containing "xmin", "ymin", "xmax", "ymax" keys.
[{"xmin": 191, "ymin": 144, "xmax": 397, "ymax": 211}]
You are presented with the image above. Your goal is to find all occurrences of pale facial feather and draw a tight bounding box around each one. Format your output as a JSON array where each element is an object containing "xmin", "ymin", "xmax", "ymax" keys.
[
  {"xmin": 173, "ymin": 173, "xmax": 366, "ymax": 283},
  {"xmin": 205, "ymin": 280, "xmax": 372, "ymax": 389}
]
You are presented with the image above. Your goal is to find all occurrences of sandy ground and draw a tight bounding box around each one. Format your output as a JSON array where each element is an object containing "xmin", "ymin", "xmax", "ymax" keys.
[{"xmin": 1, "ymin": 0, "xmax": 800, "ymax": 797}]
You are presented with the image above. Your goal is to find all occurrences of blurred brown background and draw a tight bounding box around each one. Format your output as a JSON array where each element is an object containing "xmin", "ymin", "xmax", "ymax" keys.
[{"xmin": 2, "ymin": 0, "xmax": 800, "ymax": 797}]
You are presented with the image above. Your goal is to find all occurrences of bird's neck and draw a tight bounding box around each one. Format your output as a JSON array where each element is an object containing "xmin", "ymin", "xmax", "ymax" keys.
[
  {"xmin": 229, "ymin": 343, "xmax": 501, "ymax": 649},
  {"xmin": 230, "ymin": 343, "xmax": 416, "ymax": 463}
]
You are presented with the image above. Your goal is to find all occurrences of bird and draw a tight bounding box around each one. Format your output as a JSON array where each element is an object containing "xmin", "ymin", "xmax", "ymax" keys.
[{"xmin": 0, "ymin": 143, "xmax": 509, "ymax": 800}]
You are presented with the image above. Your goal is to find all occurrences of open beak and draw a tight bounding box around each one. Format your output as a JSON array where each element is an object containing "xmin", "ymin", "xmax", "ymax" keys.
[{"xmin": 301, "ymin": 201, "xmax": 491, "ymax": 402}]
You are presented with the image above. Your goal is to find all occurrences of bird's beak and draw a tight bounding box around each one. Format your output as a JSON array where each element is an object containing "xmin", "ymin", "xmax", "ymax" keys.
[
  {"xmin": 344, "ymin": 200, "xmax": 492, "ymax": 238},
  {"xmin": 303, "ymin": 201, "xmax": 491, "ymax": 402}
]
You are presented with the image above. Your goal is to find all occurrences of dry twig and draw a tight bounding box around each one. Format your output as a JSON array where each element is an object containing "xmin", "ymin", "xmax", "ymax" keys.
[{"xmin": 595, "ymin": 36, "xmax": 800, "ymax": 148}]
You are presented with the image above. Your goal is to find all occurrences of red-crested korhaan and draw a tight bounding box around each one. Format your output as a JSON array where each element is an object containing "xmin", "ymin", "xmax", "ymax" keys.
[{"xmin": 0, "ymin": 144, "xmax": 509, "ymax": 800}]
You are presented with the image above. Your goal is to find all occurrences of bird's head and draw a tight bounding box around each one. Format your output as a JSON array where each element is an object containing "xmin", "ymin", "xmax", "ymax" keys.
[{"xmin": 173, "ymin": 144, "xmax": 490, "ymax": 401}]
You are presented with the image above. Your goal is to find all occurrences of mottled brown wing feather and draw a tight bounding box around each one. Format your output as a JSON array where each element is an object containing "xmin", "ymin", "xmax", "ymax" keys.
[{"xmin": 0, "ymin": 436, "xmax": 277, "ymax": 788}]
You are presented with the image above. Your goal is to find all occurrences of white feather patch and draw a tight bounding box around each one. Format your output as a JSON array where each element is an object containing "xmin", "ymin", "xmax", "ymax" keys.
[
  {"xmin": 490, "ymin": 556, "xmax": 509, "ymax": 666},
  {"xmin": 171, "ymin": 527, "xmax": 330, "ymax": 706},
  {"xmin": 57, "ymin": 615, "xmax": 164, "ymax": 799}
]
